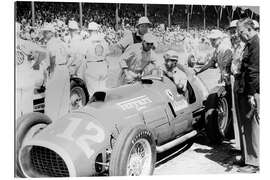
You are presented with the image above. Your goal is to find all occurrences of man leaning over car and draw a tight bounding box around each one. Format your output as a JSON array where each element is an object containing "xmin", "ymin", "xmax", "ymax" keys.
[{"xmin": 118, "ymin": 32, "xmax": 158, "ymax": 85}]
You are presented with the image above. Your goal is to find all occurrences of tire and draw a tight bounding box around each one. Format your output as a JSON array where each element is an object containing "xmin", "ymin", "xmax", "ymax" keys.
[
  {"xmin": 70, "ymin": 78, "xmax": 89, "ymax": 110},
  {"xmin": 216, "ymin": 96, "xmax": 231, "ymax": 138},
  {"xmin": 205, "ymin": 95, "xmax": 231, "ymax": 144},
  {"xmin": 205, "ymin": 108, "xmax": 223, "ymax": 144},
  {"xmin": 16, "ymin": 112, "xmax": 52, "ymax": 177},
  {"xmin": 109, "ymin": 125, "xmax": 156, "ymax": 176}
]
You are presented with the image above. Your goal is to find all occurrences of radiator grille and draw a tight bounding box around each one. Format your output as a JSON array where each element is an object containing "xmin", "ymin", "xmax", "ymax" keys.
[{"xmin": 30, "ymin": 146, "xmax": 69, "ymax": 177}]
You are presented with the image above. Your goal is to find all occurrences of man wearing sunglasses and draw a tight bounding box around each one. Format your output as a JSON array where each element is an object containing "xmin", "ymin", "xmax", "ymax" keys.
[{"xmin": 118, "ymin": 32, "xmax": 157, "ymax": 85}]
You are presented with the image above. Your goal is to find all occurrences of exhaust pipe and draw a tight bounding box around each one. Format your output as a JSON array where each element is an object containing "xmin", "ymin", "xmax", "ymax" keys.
[{"xmin": 156, "ymin": 130, "xmax": 197, "ymax": 153}]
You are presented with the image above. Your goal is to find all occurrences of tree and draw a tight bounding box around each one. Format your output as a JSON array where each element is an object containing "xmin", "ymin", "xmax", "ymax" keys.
[
  {"xmin": 214, "ymin": 5, "xmax": 222, "ymax": 28},
  {"xmin": 201, "ymin": 5, "xmax": 207, "ymax": 30}
]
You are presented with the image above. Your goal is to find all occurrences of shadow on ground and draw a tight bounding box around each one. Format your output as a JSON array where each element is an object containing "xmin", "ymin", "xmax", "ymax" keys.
[{"xmin": 193, "ymin": 132, "xmax": 241, "ymax": 172}]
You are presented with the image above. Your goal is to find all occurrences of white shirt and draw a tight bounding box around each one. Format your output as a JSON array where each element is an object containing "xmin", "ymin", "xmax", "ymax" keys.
[
  {"xmin": 47, "ymin": 37, "xmax": 68, "ymax": 65},
  {"xmin": 83, "ymin": 34, "xmax": 109, "ymax": 62}
]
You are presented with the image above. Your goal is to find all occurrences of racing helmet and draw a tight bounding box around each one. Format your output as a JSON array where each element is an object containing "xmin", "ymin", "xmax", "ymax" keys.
[{"xmin": 164, "ymin": 50, "xmax": 179, "ymax": 61}]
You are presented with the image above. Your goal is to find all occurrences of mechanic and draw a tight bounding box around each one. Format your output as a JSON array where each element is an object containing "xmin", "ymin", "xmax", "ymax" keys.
[
  {"xmin": 16, "ymin": 23, "xmax": 47, "ymax": 120},
  {"xmin": 79, "ymin": 21, "xmax": 109, "ymax": 96},
  {"xmin": 116, "ymin": 16, "xmax": 152, "ymax": 53},
  {"xmin": 234, "ymin": 18, "xmax": 259, "ymax": 173},
  {"xmin": 42, "ymin": 23, "xmax": 70, "ymax": 121},
  {"xmin": 195, "ymin": 29, "xmax": 233, "ymax": 86},
  {"xmin": 118, "ymin": 32, "xmax": 158, "ymax": 85},
  {"xmin": 66, "ymin": 20, "xmax": 84, "ymax": 76},
  {"xmin": 162, "ymin": 50, "xmax": 188, "ymax": 94}
]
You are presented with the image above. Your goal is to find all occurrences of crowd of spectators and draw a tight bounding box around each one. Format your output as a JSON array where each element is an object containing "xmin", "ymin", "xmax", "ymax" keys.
[{"xmin": 15, "ymin": 2, "xmax": 231, "ymax": 52}]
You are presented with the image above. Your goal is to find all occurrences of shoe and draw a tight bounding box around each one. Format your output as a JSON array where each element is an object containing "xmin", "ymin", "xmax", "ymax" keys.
[
  {"xmin": 237, "ymin": 165, "xmax": 259, "ymax": 173},
  {"xmin": 232, "ymin": 156, "xmax": 245, "ymax": 166}
]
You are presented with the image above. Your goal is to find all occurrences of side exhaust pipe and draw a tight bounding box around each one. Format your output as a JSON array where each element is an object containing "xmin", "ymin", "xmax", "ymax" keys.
[{"xmin": 156, "ymin": 130, "xmax": 197, "ymax": 153}]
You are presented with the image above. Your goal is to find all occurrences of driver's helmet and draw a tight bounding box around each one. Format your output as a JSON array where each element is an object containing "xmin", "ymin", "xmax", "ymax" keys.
[{"xmin": 163, "ymin": 50, "xmax": 179, "ymax": 62}]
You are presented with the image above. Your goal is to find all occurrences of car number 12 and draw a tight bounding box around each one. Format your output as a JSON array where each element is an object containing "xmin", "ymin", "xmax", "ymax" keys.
[{"xmin": 56, "ymin": 117, "xmax": 105, "ymax": 159}]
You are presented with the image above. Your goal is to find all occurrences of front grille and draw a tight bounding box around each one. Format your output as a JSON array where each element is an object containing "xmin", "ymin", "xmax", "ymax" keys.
[{"xmin": 30, "ymin": 146, "xmax": 69, "ymax": 177}]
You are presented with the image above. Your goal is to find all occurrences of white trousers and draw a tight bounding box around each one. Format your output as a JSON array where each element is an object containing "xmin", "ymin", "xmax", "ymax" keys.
[
  {"xmin": 45, "ymin": 65, "xmax": 70, "ymax": 121},
  {"xmin": 83, "ymin": 61, "xmax": 108, "ymax": 96}
]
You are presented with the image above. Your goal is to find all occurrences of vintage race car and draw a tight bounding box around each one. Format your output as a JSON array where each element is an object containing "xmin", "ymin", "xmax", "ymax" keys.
[{"xmin": 16, "ymin": 64, "xmax": 231, "ymax": 177}]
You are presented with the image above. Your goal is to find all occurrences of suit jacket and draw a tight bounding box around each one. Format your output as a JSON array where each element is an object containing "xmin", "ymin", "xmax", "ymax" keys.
[{"xmin": 237, "ymin": 34, "xmax": 259, "ymax": 95}]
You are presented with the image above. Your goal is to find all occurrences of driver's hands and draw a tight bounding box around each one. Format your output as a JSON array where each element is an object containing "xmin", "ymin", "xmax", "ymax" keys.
[
  {"xmin": 194, "ymin": 69, "xmax": 199, "ymax": 75},
  {"xmin": 125, "ymin": 70, "xmax": 139, "ymax": 82}
]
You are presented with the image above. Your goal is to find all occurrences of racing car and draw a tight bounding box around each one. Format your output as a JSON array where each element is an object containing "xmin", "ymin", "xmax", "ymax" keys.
[{"xmin": 16, "ymin": 64, "xmax": 231, "ymax": 177}]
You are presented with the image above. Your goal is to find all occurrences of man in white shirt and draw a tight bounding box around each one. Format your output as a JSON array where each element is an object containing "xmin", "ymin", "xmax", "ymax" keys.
[
  {"xmin": 79, "ymin": 22, "xmax": 109, "ymax": 96},
  {"xmin": 42, "ymin": 24, "xmax": 70, "ymax": 121}
]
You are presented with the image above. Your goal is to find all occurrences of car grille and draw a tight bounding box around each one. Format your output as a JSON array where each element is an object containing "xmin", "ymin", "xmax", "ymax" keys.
[{"xmin": 30, "ymin": 146, "xmax": 69, "ymax": 177}]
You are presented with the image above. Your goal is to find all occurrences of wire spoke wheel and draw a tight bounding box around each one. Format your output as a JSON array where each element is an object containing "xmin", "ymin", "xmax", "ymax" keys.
[
  {"xmin": 126, "ymin": 139, "xmax": 152, "ymax": 176},
  {"xmin": 217, "ymin": 97, "xmax": 229, "ymax": 135},
  {"xmin": 70, "ymin": 87, "xmax": 86, "ymax": 110}
]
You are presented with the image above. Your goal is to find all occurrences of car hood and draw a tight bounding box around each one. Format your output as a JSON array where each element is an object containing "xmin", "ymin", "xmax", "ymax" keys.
[{"xmin": 20, "ymin": 112, "xmax": 110, "ymax": 176}]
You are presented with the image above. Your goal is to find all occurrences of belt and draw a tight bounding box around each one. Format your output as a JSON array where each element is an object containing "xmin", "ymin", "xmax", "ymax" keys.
[
  {"xmin": 87, "ymin": 60, "xmax": 105, "ymax": 63},
  {"xmin": 57, "ymin": 63, "xmax": 67, "ymax": 66}
]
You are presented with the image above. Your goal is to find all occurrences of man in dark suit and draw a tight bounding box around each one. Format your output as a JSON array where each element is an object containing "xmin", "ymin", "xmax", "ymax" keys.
[{"xmin": 235, "ymin": 18, "xmax": 259, "ymax": 173}]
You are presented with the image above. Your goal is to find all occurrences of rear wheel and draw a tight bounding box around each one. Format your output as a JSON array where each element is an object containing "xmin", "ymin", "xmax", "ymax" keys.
[
  {"xmin": 109, "ymin": 125, "xmax": 156, "ymax": 176},
  {"xmin": 205, "ymin": 109, "xmax": 223, "ymax": 144},
  {"xmin": 205, "ymin": 95, "xmax": 230, "ymax": 144},
  {"xmin": 217, "ymin": 97, "xmax": 230, "ymax": 137},
  {"xmin": 70, "ymin": 79, "xmax": 89, "ymax": 110}
]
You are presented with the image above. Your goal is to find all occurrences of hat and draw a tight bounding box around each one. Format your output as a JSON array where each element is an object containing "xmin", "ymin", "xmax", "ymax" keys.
[
  {"xmin": 164, "ymin": 50, "xmax": 179, "ymax": 61},
  {"xmin": 227, "ymin": 20, "xmax": 238, "ymax": 29},
  {"xmin": 41, "ymin": 23, "xmax": 55, "ymax": 32},
  {"xmin": 136, "ymin": 16, "xmax": 152, "ymax": 27},
  {"xmin": 208, "ymin": 29, "xmax": 226, "ymax": 39},
  {"xmin": 88, "ymin": 22, "xmax": 100, "ymax": 31},
  {"xmin": 253, "ymin": 20, "xmax": 259, "ymax": 29},
  {"xmin": 68, "ymin": 20, "xmax": 79, "ymax": 30},
  {"xmin": 143, "ymin": 32, "xmax": 156, "ymax": 43}
]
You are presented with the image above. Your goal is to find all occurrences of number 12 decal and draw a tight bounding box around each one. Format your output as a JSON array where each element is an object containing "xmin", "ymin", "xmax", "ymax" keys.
[{"xmin": 57, "ymin": 117, "xmax": 105, "ymax": 159}]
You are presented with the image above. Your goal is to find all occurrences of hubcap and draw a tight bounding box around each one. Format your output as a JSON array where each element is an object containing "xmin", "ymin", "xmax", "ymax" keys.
[{"xmin": 126, "ymin": 139, "xmax": 152, "ymax": 176}]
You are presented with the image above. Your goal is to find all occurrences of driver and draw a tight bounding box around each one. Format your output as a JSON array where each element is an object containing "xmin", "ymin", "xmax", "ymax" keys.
[{"xmin": 162, "ymin": 50, "xmax": 188, "ymax": 94}]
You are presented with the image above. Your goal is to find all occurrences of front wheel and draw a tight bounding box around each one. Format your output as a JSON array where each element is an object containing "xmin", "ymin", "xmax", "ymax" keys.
[
  {"xmin": 109, "ymin": 125, "xmax": 156, "ymax": 176},
  {"xmin": 16, "ymin": 112, "xmax": 51, "ymax": 177}
]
